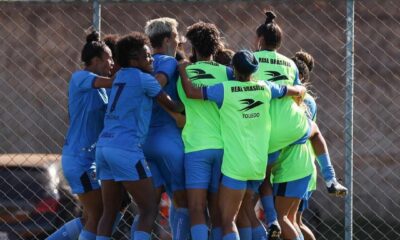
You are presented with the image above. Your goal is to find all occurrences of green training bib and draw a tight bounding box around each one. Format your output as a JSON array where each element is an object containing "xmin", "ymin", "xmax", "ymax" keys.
[
  {"xmin": 253, "ymin": 50, "xmax": 309, "ymax": 153},
  {"xmin": 219, "ymin": 80, "xmax": 272, "ymax": 181},
  {"xmin": 177, "ymin": 61, "xmax": 230, "ymax": 153}
]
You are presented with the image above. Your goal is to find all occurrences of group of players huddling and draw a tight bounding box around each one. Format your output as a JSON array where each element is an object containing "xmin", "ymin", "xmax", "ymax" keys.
[{"xmin": 47, "ymin": 11, "xmax": 348, "ymax": 240}]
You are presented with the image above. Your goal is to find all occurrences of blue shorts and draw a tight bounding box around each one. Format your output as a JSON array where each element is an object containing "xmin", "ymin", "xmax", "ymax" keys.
[
  {"xmin": 185, "ymin": 149, "xmax": 223, "ymax": 193},
  {"xmin": 221, "ymin": 175, "xmax": 263, "ymax": 191},
  {"xmin": 143, "ymin": 131, "xmax": 185, "ymax": 192},
  {"xmin": 268, "ymin": 119, "xmax": 313, "ymax": 165},
  {"xmin": 96, "ymin": 146, "xmax": 152, "ymax": 181},
  {"xmin": 298, "ymin": 191, "xmax": 314, "ymax": 212},
  {"xmin": 273, "ymin": 175, "xmax": 311, "ymax": 199},
  {"xmin": 61, "ymin": 155, "xmax": 100, "ymax": 195}
]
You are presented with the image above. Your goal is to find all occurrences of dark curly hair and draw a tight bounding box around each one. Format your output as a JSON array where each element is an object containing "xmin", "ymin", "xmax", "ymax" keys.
[
  {"xmin": 186, "ymin": 22, "xmax": 221, "ymax": 58},
  {"xmin": 81, "ymin": 31, "xmax": 108, "ymax": 66},
  {"xmin": 256, "ymin": 11, "xmax": 282, "ymax": 50},
  {"xmin": 103, "ymin": 34, "xmax": 119, "ymax": 59},
  {"xmin": 116, "ymin": 32, "xmax": 150, "ymax": 68},
  {"xmin": 292, "ymin": 51, "xmax": 314, "ymax": 84}
]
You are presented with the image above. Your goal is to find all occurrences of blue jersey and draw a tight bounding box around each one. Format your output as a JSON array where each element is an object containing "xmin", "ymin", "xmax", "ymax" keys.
[
  {"xmin": 304, "ymin": 95, "xmax": 317, "ymax": 121},
  {"xmin": 97, "ymin": 68, "xmax": 162, "ymax": 151},
  {"xmin": 62, "ymin": 70, "xmax": 108, "ymax": 159},
  {"xmin": 149, "ymin": 54, "xmax": 179, "ymax": 129}
]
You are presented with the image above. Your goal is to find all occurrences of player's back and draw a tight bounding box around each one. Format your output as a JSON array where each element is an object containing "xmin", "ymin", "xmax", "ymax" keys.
[
  {"xmin": 149, "ymin": 54, "xmax": 180, "ymax": 130},
  {"xmin": 97, "ymin": 68, "xmax": 161, "ymax": 151},
  {"xmin": 177, "ymin": 61, "xmax": 232, "ymax": 152},
  {"xmin": 62, "ymin": 70, "xmax": 108, "ymax": 159},
  {"xmin": 253, "ymin": 50, "xmax": 308, "ymax": 153}
]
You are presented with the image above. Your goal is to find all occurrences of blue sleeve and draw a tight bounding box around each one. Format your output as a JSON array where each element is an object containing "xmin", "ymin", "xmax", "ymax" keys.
[
  {"xmin": 304, "ymin": 96, "xmax": 317, "ymax": 121},
  {"xmin": 203, "ymin": 83, "xmax": 224, "ymax": 108},
  {"xmin": 264, "ymin": 81, "xmax": 287, "ymax": 99},
  {"xmin": 226, "ymin": 67, "xmax": 235, "ymax": 80},
  {"xmin": 142, "ymin": 74, "xmax": 162, "ymax": 98},
  {"xmin": 73, "ymin": 71, "xmax": 97, "ymax": 91},
  {"xmin": 293, "ymin": 66, "xmax": 301, "ymax": 86},
  {"xmin": 155, "ymin": 57, "xmax": 178, "ymax": 83}
]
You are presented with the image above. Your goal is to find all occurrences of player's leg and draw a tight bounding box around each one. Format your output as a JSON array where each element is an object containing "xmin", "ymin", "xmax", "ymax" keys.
[
  {"xmin": 297, "ymin": 192, "xmax": 315, "ymax": 240},
  {"xmin": 236, "ymin": 204, "xmax": 252, "ymax": 240},
  {"xmin": 185, "ymin": 149, "xmax": 215, "ymax": 240},
  {"xmin": 244, "ymin": 183, "xmax": 267, "ymax": 240},
  {"xmin": 309, "ymin": 122, "xmax": 347, "ymax": 196},
  {"xmin": 208, "ymin": 149, "xmax": 224, "ymax": 240},
  {"xmin": 219, "ymin": 175, "xmax": 247, "ymax": 239}
]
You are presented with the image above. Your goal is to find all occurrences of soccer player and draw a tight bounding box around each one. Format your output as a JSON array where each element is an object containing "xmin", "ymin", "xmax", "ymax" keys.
[
  {"xmin": 47, "ymin": 31, "xmax": 114, "ymax": 240},
  {"xmin": 178, "ymin": 50, "xmax": 306, "ymax": 240},
  {"xmin": 252, "ymin": 12, "xmax": 310, "ymax": 240},
  {"xmin": 291, "ymin": 51, "xmax": 347, "ymax": 240},
  {"xmin": 103, "ymin": 34, "xmax": 121, "ymax": 76},
  {"xmin": 94, "ymin": 32, "xmax": 183, "ymax": 240},
  {"xmin": 177, "ymin": 22, "xmax": 234, "ymax": 240},
  {"xmin": 143, "ymin": 17, "xmax": 189, "ymax": 240}
]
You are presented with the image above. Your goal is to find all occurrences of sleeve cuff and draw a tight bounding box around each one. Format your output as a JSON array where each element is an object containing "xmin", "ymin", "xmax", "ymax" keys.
[
  {"xmin": 202, "ymin": 87, "xmax": 208, "ymax": 100},
  {"xmin": 278, "ymin": 86, "xmax": 288, "ymax": 98}
]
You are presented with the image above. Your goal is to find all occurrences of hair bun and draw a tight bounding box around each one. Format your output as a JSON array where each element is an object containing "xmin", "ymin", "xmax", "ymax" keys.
[
  {"xmin": 295, "ymin": 51, "xmax": 314, "ymax": 72},
  {"xmin": 86, "ymin": 31, "xmax": 100, "ymax": 43},
  {"xmin": 265, "ymin": 11, "xmax": 276, "ymax": 24}
]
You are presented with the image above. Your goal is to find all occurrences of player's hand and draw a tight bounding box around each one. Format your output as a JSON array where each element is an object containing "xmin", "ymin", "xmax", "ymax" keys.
[
  {"xmin": 178, "ymin": 60, "xmax": 191, "ymax": 72},
  {"xmin": 174, "ymin": 113, "xmax": 186, "ymax": 128}
]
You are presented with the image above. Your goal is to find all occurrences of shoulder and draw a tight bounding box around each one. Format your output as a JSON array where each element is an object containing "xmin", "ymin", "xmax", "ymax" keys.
[{"xmin": 155, "ymin": 54, "xmax": 178, "ymax": 65}]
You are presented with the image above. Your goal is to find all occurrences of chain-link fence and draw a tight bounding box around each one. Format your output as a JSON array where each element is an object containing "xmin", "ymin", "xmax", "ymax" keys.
[{"xmin": 0, "ymin": 0, "xmax": 399, "ymax": 239}]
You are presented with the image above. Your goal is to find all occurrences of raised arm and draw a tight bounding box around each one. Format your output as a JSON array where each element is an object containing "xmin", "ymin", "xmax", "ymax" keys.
[
  {"xmin": 92, "ymin": 75, "xmax": 115, "ymax": 88},
  {"xmin": 178, "ymin": 61, "xmax": 204, "ymax": 99}
]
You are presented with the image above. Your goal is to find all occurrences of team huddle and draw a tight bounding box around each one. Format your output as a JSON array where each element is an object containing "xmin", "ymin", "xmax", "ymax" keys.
[{"xmin": 47, "ymin": 11, "xmax": 347, "ymax": 240}]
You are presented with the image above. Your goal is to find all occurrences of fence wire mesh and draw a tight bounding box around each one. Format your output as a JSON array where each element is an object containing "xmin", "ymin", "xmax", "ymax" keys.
[{"xmin": 0, "ymin": 0, "xmax": 399, "ymax": 239}]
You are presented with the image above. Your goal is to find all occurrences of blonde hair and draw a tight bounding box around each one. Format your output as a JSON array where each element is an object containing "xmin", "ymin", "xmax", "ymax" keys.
[{"xmin": 145, "ymin": 17, "xmax": 178, "ymax": 37}]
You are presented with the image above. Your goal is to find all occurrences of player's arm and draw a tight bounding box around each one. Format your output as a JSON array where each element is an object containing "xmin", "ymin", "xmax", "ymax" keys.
[
  {"xmin": 178, "ymin": 61, "xmax": 204, "ymax": 99},
  {"xmin": 266, "ymin": 81, "xmax": 306, "ymax": 99},
  {"xmin": 156, "ymin": 92, "xmax": 184, "ymax": 113},
  {"xmin": 92, "ymin": 75, "xmax": 115, "ymax": 88}
]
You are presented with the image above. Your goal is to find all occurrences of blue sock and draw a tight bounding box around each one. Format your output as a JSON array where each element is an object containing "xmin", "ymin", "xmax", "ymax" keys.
[
  {"xmin": 46, "ymin": 218, "xmax": 83, "ymax": 240},
  {"xmin": 78, "ymin": 229, "xmax": 96, "ymax": 240},
  {"xmin": 211, "ymin": 227, "xmax": 222, "ymax": 240},
  {"xmin": 252, "ymin": 225, "xmax": 267, "ymax": 240},
  {"xmin": 292, "ymin": 237, "xmax": 302, "ymax": 240},
  {"xmin": 191, "ymin": 224, "xmax": 208, "ymax": 240},
  {"xmin": 169, "ymin": 205, "xmax": 176, "ymax": 236},
  {"xmin": 260, "ymin": 195, "xmax": 277, "ymax": 226},
  {"xmin": 299, "ymin": 233, "xmax": 304, "ymax": 240},
  {"xmin": 133, "ymin": 231, "xmax": 150, "ymax": 240},
  {"xmin": 173, "ymin": 208, "xmax": 190, "ymax": 240},
  {"xmin": 317, "ymin": 153, "xmax": 336, "ymax": 183},
  {"xmin": 112, "ymin": 211, "xmax": 124, "ymax": 233},
  {"xmin": 95, "ymin": 237, "xmax": 110, "ymax": 240},
  {"xmin": 222, "ymin": 232, "xmax": 239, "ymax": 240},
  {"xmin": 238, "ymin": 227, "xmax": 252, "ymax": 240},
  {"xmin": 131, "ymin": 214, "xmax": 140, "ymax": 238}
]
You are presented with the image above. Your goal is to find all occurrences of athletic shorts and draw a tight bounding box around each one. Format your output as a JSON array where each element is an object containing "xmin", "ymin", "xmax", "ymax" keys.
[
  {"xmin": 268, "ymin": 119, "xmax": 313, "ymax": 165},
  {"xmin": 96, "ymin": 146, "xmax": 151, "ymax": 181},
  {"xmin": 273, "ymin": 175, "xmax": 311, "ymax": 199},
  {"xmin": 143, "ymin": 131, "xmax": 185, "ymax": 192},
  {"xmin": 61, "ymin": 155, "xmax": 100, "ymax": 194},
  {"xmin": 298, "ymin": 191, "xmax": 314, "ymax": 212},
  {"xmin": 185, "ymin": 149, "xmax": 223, "ymax": 193},
  {"xmin": 221, "ymin": 175, "xmax": 263, "ymax": 191}
]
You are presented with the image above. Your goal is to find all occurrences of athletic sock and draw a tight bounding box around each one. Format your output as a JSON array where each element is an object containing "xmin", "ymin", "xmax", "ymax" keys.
[
  {"xmin": 169, "ymin": 204, "xmax": 176, "ymax": 236},
  {"xmin": 252, "ymin": 225, "xmax": 267, "ymax": 240},
  {"xmin": 260, "ymin": 195, "xmax": 277, "ymax": 226},
  {"xmin": 95, "ymin": 236, "xmax": 110, "ymax": 240},
  {"xmin": 46, "ymin": 218, "xmax": 82, "ymax": 240},
  {"xmin": 173, "ymin": 208, "xmax": 190, "ymax": 240},
  {"xmin": 131, "ymin": 214, "xmax": 140, "ymax": 237},
  {"xmin": 191, "ymin": 224, "xmax": 208, "ymax": 240},
  {"xmin": 222, "ymin": 232, "xmax": 240, "ymax": 240},
  {"xmin": 211, "ymin": 227, "xmax": 222, "ymax": 240},
  {"xmin": 112, "ymin": 211, "xmax": 124, "ymax": 233},
  {"xmin": 238, "ymin": 227, "xmax": 252, "ymax": 240},
  {"xmin": 316, "ymin": 153, "xmax": 336, "ymax": 185},
  {"xmin": 133, "ymin": 231, "xmax": 151, "ymax": 240},
  {"xmin": 78, "ymin": 229, "xmax": 96, "ymax": 240}
]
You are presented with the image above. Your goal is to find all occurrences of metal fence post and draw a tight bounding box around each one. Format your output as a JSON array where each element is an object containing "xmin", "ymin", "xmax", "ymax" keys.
[
  {"xmin": 345, "ymin": 0, "xmax": 355, "ymax": 240},
  {"xmin": 93, "ymin": 0, "xmax": 101, "ymax": 35}
]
